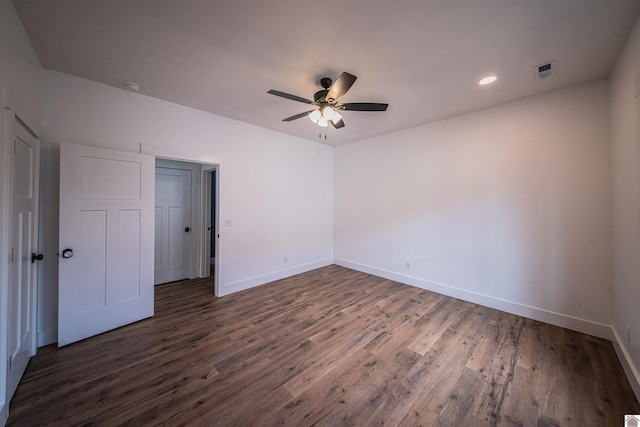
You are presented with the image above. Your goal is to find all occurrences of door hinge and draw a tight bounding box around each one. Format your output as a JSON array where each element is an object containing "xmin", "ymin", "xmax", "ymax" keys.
[{"xmin": 10, "ymin": 247, "xmax": 14, "ymax": 263}]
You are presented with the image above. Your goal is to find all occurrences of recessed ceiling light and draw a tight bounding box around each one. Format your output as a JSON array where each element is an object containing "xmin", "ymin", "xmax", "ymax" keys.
[{"xmin": 478, "ymin": 76, "xmax": 497, "ymax": 85}]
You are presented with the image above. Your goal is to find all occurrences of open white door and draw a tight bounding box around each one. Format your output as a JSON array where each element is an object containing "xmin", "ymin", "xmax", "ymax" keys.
[
  {"xmin": 58, "ymin": 143, "xmax": 154, "ymax": 347},
  {"xmin": 7, "ymin": 118, "xmax": 39, "ymax": 402}
]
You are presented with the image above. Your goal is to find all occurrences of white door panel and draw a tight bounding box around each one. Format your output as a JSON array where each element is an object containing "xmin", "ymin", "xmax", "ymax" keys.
[
  {"xmin": 58, "ymin": 143, "xmax": 154, "ymax": 347},
  {"xmin": 154, "ymin": 167, "xmax": 191, "ymax": 285},
  {"xmin": 7, "ymin": 119, "xmax": 39, "ymax": 402}
]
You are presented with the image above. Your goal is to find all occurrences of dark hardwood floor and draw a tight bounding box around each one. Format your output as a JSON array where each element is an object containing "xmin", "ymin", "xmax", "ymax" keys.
[{"xmin": 7, "ymin": 265, "xmax": 640, "ymax": 426}]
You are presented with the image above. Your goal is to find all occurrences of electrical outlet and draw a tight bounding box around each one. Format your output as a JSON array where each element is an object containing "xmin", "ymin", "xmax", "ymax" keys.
[
  {"xmin": 405, "ymin": 261, "xmax": 411, "ymax": 270},
  {"xmin": 627, "ymin": 325, "xmax": 632, "ymax": 346}
]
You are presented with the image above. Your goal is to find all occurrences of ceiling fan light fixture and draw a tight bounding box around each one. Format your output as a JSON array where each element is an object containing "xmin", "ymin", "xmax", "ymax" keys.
[
  {"xmin": 317, "ymin": 117, "xmax": 329, "ymax": 127},
  {"xmin": 331, "ymin": 110, "xmax": 343, "ymax": 124},
  {"xmin": 309, "ymin": 109, "xmax": 322, "ymax": 123},
  {"xmin": 322, "ymin": 107, "xmax": 335, "ymax": 122}
]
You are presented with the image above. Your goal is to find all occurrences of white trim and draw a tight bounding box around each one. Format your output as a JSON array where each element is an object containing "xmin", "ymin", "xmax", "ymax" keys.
[
  {"xmin": 210, "ymin": 166, "xmax": 220, "ymax": 297},
  {"xmin": 29, "ymin": 134, "xmax": 40, "ymax": 359},
  {"xmin": 613, "ymin": 327, "xmax": 640, "ymax": 402},
  {"xmin": 219, "ymin": 258, "xmax": 333, "ymax": 297},
  {"xmin": 2, "ymin": 86, "xmax": 40, "ymax": 138},
  {"xmin": 334, "ymin": 258, "xmax": 614, "ymax": 341},
  {"xmin": 0, "ymin": 101, "xmax": 10, "ymax": 427},
  {"xmin": 140, "ymin": 143, "xmax": 221, "ymax": 165}
]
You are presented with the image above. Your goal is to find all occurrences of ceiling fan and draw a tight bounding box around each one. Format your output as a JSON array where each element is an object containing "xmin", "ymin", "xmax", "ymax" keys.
[{"xmin": 267, "ymin": 72, "xmax": 388, "ymax": 129}]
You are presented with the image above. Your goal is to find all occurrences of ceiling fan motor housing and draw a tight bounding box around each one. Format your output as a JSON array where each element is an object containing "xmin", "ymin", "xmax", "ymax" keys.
[
  {"xmin": 315, "ymin": 77, "xmax": 334, "ymax": 103},
  {"xmin": 314, "ymin": 89, "xmax": 329, "ymax": 103}
]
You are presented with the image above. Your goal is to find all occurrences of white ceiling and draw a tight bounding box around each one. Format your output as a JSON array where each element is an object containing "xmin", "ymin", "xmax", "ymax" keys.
[{"xmin": 12, "ymin": 0, "xmax": 640, "ymax": 146}]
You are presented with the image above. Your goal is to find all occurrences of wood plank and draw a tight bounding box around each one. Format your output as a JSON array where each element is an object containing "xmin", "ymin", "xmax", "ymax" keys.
[{"xmin": 7, "ymin": 265, "xmax": 640, "ymax": 425}]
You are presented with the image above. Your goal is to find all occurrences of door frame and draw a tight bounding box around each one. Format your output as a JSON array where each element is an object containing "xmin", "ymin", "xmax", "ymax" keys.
[
  {"xmin": 0, "ymin": 86, "xmax": 41, "ymax": 425},
  {"xmin": 7, "ymin": 115, "xmax": 40, "ymax": 400},
  {"xmin": 201, "ymin": 165, "xmax": 219, "ymax": 295},
  {"xmin": 141, "ymin": 144, "xmax": 221, "ymax": 296}
]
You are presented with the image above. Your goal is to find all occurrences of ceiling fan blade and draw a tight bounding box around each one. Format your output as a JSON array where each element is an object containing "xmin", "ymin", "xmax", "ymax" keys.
[
  {"xmin": 325, "ymin": 72, "xmax": 357, "ymax": 104},
  {"xmin": 340, "ymin": 102, "xmax": 388, "ymax": 111},
  {"xmin": 331, "ymin": 119, "xmax": 345, "ymax": 129},
  {"xmin": 268, "ymin": 90, "xmax": 314, "ymax": 104},
  {"xmin": 283, "ymin": 110, "xmax": 315, "ymax": 122}
]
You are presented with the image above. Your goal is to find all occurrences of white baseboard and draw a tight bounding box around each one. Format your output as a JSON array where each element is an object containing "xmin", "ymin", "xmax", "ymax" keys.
[
  {"xmin": 334, "ymin": 258, "xmax": 614, "ymax": 341},
  {"xmin": 612, "ymin": 328, "xmax": 640, "ymax": 402},
  {"xmin": 219, "ymin": 258, "xmax": 334, "ymax": 297},
  {"xmin": 37, "ymin": 327, "xmax": 57, "ymax": 347}
]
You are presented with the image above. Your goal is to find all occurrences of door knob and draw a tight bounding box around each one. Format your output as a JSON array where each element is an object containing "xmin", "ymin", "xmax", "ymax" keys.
[
  {"xmin": 31, "ymin": 253, "xmax": 44, "ymax": 263},
  {"xmin": 62, "ymin": 249, "xmax": 73, "ymax": 259},
  {"xmin": 185, "ymin": 227, "xmax": 190, "ymax": 232}
]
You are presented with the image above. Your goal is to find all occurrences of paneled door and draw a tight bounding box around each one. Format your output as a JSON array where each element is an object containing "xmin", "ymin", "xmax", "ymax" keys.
[
  {"xmin": 154, "ymin": 167, "xmax": 192, "ymax": 285},
  {"xmin": 7, "ymin": 118, "xmax": 39, "ymax": 402},
  {"xmin": 58, "ymin": 143, "xmax": 154, "ymax": 346}
]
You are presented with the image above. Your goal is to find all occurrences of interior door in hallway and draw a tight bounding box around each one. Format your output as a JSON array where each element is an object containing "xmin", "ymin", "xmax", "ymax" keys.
[
  {"xmin": 154, "ymin": 167, "xmax": 192, "ymax": 285},
  {"xmin": 7, "ymin": 118, "xmax": 39, "ymax": 402}
]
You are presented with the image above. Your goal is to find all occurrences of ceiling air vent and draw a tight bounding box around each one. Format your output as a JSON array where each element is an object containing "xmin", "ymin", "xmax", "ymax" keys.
[{"xmin": 534, "ymin": 61, "xmax": 555, "ymax": 80}]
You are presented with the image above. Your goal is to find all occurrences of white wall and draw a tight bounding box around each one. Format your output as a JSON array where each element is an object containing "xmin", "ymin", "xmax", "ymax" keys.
[
  {"xmin": 0, "ymin": 0, "xmax": 41, "ymax": 125},
  {"xmin": 611, "ymin": 13, "xmax": 640, "ymax": 397},
  {"xmin": 335, "ymin": 80, "xmax": 613, "ymax": 338},
  {"xmin": 0, "ymin": 1, "xmax": 42, "ymax": 424},
  {"xmin": 37, "ymin": 70, "xmax": 334, "ymax": 343}
]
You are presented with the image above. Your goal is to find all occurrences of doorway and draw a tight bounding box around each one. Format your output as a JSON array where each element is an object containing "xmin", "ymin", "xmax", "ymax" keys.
[{"xmin": 153, "ymin": 158, "xmax": 219, "ymax": 294}]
